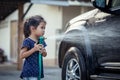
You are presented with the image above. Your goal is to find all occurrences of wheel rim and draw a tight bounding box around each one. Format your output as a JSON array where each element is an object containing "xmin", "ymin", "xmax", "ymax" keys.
[{"xmin": 66, "ymin": 58, "xmax": 81, "ymax": 80}]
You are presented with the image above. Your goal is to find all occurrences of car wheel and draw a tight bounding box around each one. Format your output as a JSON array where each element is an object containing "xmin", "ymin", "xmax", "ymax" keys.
[{"xmin": 62, "ymin": 49, "xmax": 87, "ymax": 80}]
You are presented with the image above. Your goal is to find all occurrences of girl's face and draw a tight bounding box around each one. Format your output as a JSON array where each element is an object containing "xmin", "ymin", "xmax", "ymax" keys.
[{"xmin": 35, "ymin": 22, "xmax": 46, "ymax": 37}]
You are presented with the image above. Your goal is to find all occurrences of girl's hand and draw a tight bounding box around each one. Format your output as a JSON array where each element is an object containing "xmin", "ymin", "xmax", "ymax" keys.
[
  {"xmin": 33, "ymin": 43, "xmax": 43, "ymax": 52},
  {"xmin": 40, "ymin": 48, "xmax": 46, "ymax": 53},
  {"xmin": 39, "ymin": 47, "xmax": 47, "ymax": 57}
]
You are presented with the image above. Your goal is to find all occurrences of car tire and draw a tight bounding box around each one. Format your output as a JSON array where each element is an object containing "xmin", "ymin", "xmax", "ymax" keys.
[{"xmin": 62, "ymin": 48, "xmax": 87, "ymax": 80}]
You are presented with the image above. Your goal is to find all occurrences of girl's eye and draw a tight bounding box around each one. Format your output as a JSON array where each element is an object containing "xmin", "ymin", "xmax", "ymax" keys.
[{"xmin": 41, "ymin": 26, "xmax": 45, "ymax": 29}]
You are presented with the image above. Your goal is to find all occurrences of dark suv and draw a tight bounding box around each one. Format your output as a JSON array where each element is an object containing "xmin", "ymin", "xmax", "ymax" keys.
[{"xmin": 58, "ymin": 0, "xmax": 120, "ymax": 80}]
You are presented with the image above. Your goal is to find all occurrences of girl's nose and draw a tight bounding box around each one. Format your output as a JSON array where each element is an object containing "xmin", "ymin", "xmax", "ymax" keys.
[
  {"xmin": 43, "ymin": 29, "xmax": 45, "ymax": 32},
  {"xmin": 43, "ymin": 30, "xmax": 45, "ymax": 34}
]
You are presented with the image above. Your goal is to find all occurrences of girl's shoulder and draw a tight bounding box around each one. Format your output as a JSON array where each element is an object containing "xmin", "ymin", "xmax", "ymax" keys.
[
  {"xmin": 23, "ymin": 38, "xmax": 35, "ymax": 43},
  {"xmin": 23, "ymin": 38, "xmax": 31, "ymax": 43},
  {"xmin": 21, "ymin": 38, "xmax": 31, "ymax": 49},
  {"xmin": 22, "ymin": 38, "xmax": 34, "ymax": 46},
  {"xmin": 21, "ymin": 38, "xmax": 35, "ymax": 49},
  {"xmin": 24, "ymin": 37, "xmax": 29, "ymax": 41}
]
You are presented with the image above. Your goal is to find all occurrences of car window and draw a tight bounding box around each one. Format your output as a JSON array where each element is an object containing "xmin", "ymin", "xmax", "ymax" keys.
[
  {"xmin": 112, "ymin": 0, "xmax": 120, "ymax": 8},
  {"xmin": 95, "ymin": 0, "xmax": 106, "ymax": 8}
]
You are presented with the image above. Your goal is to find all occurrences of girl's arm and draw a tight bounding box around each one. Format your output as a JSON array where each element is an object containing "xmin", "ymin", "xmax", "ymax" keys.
[
  {"xmin": 20, "ymin": 47, "xmax": 36, "ymax": 59},
  {"xmin": 20, "ymin": 43, "xmax": 41, "ymax": 59}
]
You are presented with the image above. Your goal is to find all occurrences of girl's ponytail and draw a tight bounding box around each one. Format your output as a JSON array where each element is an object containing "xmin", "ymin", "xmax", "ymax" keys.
[{"xmin": 24, "ymin": 21, "xmax": 30, "ymax": 38}]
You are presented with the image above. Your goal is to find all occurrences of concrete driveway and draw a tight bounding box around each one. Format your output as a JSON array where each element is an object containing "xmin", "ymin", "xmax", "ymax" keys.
[
  {"xmin": 0, "ymin": 63, "xmax": 61, "ymax": 80},
  {"xmin": 0, "ymin": 63, "xmax": 111, "ymax": 80}
]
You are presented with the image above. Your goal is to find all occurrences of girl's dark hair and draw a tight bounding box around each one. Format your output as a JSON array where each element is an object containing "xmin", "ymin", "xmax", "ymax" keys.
[{"xmin": 24, "ymin": 15, "xmax": 46, "ymax": 38}]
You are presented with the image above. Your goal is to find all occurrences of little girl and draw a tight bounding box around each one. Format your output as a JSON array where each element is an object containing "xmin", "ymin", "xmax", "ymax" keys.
[{"xmin": 20, "ymin": 15, "xmax": 47, "ymax": 80}]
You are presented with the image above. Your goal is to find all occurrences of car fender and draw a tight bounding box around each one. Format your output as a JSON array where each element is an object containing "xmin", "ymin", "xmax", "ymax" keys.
[{"xmin": 59, "ymin": 25, "xmax": 96, "ymax": 74}]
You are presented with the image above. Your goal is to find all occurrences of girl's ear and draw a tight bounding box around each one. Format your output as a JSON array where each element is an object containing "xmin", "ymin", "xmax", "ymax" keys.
[{"xmin": 30, "ymin": 26, "xmax": 36, "ymax": 31}]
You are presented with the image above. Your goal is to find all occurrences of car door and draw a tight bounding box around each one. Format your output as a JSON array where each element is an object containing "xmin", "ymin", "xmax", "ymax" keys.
[{"xmin": 87, "ymin": 13, "xmax": 120, "ymax": 69}]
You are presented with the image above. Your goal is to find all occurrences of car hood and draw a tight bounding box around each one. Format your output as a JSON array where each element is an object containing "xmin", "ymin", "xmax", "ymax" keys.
[{"xmin": 69, "ymin": 9, "xmax": 99, "ymax": 25}]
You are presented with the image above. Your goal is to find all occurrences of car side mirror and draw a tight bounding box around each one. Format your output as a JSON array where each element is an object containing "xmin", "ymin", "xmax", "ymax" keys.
[
  {"xmin": 92, "ymin": 0, "xmax": 120, "ymax": 15},
  {"xmin": 92, "ymin": 0, "xmax": 110, "ymax": 10},
  {"xmin": 92, "ymin": 0, "xmax": 106, "ymax": 8}
]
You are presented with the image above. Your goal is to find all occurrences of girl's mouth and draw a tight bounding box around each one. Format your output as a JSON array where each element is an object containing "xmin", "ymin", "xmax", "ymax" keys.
[{"xmin": 42, "ymin": 32, "xmax": 45, "ymax": 35}]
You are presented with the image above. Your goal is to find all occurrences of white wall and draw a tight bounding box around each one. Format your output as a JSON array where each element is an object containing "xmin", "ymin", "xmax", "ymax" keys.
[
  {"xmin": 0, "ymin": 21, "xmax": 10, "ymax": 60},
  {"xmin": 0, "ymin": 7, "xmax": 18, "ymax": 61}
]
